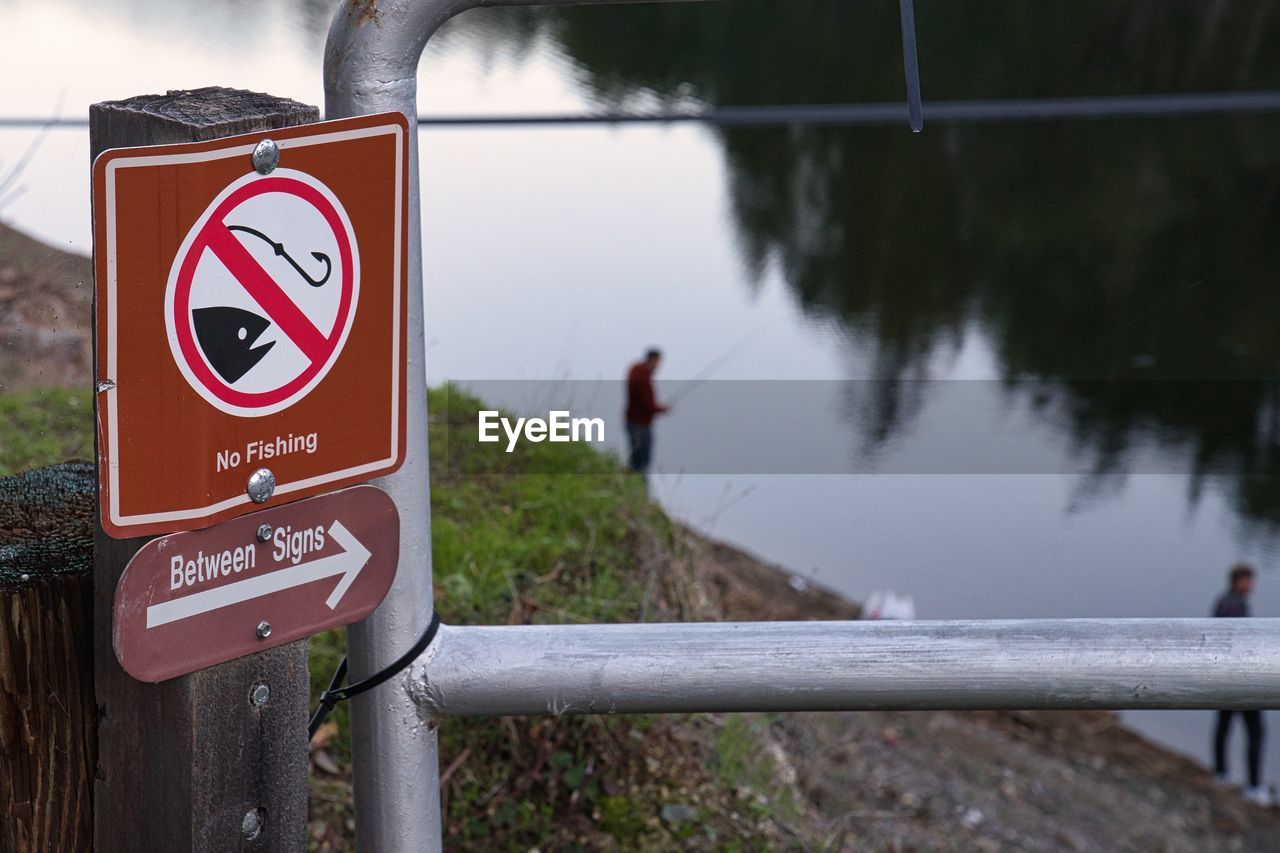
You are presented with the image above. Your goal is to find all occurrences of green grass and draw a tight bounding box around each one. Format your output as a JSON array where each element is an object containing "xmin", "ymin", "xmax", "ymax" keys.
[
  {"xmin": 0, "ymin": 389, "xmax": 93, "ymax": 474},
  {"xmin": 308, "ymin": 385, "xmax": 669, "ymax": 741},
  {"xmin": 309, "ymin": 386, "xmax": 698, "ymax": 847},
  {"xmin": 711, "ymin": 713, "xmax": 803, "ymax": 826},
  {"xmin": 426, "ymin": 385, "xmax": 669, "ymax": 625},
  {"xmin": 2, "ymin": 383, "xmax": 764, "ymax": 848}
]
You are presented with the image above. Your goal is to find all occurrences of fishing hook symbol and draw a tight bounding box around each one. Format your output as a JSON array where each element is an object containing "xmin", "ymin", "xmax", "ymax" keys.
[{"xmin": 227, "ymin": 225, "xmax": 332, "ymax": 287}]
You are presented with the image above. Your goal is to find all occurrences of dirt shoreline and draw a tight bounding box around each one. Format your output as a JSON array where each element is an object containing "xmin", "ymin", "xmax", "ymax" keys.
[
  {"xmin": 685, "ymin": 526, "xmax": 1280, "ymax": 850},
  {"xmin": 0, "ymin": 223, "xmax": 91, "ymax": 392}
]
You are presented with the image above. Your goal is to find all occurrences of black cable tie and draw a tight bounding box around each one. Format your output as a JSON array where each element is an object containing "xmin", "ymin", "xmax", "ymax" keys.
[{"xmin": 308, "ymin": 611, "xmax": 442, "ymax": 740}]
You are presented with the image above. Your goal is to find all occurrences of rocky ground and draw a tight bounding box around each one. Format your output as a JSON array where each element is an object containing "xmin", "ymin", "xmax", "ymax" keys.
[
  {"xmin": 685, "ymin": 531, "xmax": 1280, "ymax": 851},
  {"xmin": 0, "ymin": 223, "xmax": 91, "ymax": 392}
]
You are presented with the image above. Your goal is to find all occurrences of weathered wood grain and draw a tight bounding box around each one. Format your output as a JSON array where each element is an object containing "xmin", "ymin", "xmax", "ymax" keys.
[
  {"xmin": 91, "ymin": 88, "xmax": 317, "ymax": 852},
  {"xmin": 0, "ymin": 463, "xmax": 95, "ymax": 853}
]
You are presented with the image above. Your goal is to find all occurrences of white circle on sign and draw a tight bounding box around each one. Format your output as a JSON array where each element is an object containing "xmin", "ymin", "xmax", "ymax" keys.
[{"xmin": 164, "ymin": 168, "xmax": 361, "ymax": 417}]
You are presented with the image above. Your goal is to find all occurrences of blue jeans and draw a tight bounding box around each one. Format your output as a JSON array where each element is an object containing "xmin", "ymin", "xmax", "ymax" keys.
[{"xmin": 626, "ymin": 423, "xmax": 652, "ymax": 475}]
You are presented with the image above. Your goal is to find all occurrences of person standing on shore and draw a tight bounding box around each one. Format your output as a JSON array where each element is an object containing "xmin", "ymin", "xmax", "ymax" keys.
[
  {"xmin": 1212, "ymin": 563, "xmax": 1269, "ymax": 806},
  {"xmin": 625, "ymin": 348, "xmax": 670, "ymax": 481}
]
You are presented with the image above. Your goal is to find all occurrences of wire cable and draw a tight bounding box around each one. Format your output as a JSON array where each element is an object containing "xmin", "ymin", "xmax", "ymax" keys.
[{"xmin": 7, "ymin": 91, "xmax": 1280, "ymax": 130}]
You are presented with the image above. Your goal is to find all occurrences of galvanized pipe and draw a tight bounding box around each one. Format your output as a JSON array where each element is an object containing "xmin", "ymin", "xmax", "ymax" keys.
[
  {"xmin": 324, "ymin": 2, "xmax": 440, "ymax": 842},
  {"xmin": 414, "ymin": 619, "xmax": 1280, "ymax": 716},
  {"xmin": 324, "ymin": 1, "xmax": 709, "ymax": 849}
]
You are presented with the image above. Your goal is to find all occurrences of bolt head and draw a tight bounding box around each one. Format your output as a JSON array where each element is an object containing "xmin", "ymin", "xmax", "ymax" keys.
[
  {"xmin": 252, "ymin": 139, "xmax": 279, "ymax": 175},
  {"xmin": 256, "ymin": 523, "xmax": 273, "ymax": 542},
  {"xmin": 250, "ymin": 682, "xmax": 271, "ymax": 707},
  {"xmin": 256, "ymin": 620, "xmax": 272, "ymax": 640},
  {"xmin": 241, "ymin": 808, "xmax": 263, "ymax": 840},
  {"xmin": 247, "ymin": 468, "xmax": 276, "ymax": 503}
]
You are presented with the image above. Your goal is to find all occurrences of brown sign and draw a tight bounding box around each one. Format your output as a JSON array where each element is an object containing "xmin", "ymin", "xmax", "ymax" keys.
[
  {"xmin": 92, "ymin": 113, "xmax": 408, "ymax": 538},
  {"xmin": 113, "ymin": 485, "xmax": 399, "ymax": 682}
]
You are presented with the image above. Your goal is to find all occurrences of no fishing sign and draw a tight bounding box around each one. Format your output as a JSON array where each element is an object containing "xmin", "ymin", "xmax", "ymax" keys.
[{"xmin": 92, "ymin": 113, "xmax": 409, "ymax": 538}]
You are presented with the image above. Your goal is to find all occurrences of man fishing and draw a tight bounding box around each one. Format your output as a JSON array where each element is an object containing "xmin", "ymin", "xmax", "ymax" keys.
[
  {"xmin": 625, "ymin": 348, "xmax": 670, "ymax": 480},
  {"xmin": 1211, "ymin": 563, "xmax": 1269, "ymax": 806}
]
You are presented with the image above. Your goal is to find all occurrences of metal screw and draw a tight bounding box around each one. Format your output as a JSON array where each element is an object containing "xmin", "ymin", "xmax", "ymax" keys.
[
  {"xmin": 252, "ymin": 139, "xmax": 279, "ymax": 175},
  {"xmin": 246, "ymin": 468, "xmax": 276, "ymax": 503},
  {"xmin": 250, "ymin": 682, "xmax": 271, "ymax": 707},
  {"xmin": 256, "ymin": 620, "xmax": 272, "ymax": 640},
  {"xmin": 241, "ymin": 808, "xmax": 263, "ymax": 840},
  {"xmin": 256, "ymin": 523, "xmax": 273, "ymax": 542}
]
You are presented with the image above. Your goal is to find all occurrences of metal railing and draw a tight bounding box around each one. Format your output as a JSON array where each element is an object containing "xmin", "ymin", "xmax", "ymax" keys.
[
  {"xmin": 323, "ymin": 2, "xmax": 1280, "ymax": 850},
  {"xmin": 413, "ymin": 619, "xmax": 1280, "ymax": 717},
  {"xmin": 11, "ymin": 90, "xmax": 1280, "ymax": 129}
]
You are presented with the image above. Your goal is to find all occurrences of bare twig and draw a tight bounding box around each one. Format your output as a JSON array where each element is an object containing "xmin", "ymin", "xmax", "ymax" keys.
[
  {"xmin": 439, "ymin": 746, "xmax": 472, "ymax": 788},
  {"xmin": 0, "ymin": 92, "xmax": 63, "ymax": 214}
]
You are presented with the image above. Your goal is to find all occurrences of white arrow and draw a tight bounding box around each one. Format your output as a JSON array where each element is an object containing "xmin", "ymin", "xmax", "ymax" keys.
[{"xmin": 146, "ymin": 520, "xmax": 371, "ymax": 629}]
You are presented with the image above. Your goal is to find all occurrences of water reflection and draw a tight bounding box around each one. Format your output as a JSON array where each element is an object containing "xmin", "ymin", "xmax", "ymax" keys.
[
  {"xmin": 547, "ymin": 0, "xmax": 1280, "ymax": 103},
  {"xmin": 536, "ymin": 0, "xmax": 1280, "ymax": 534}
]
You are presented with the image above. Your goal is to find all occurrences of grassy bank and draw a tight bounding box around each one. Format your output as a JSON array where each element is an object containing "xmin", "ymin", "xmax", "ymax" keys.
[
  {"xmin": 310, "ymin": 387, "xmax": 803, "ymax": 850},
  {"xmin": 0, "ymin": 389, "xmax": 93, "ymax": 476},
  {"xmin": 2, "ymin": 385, "xmax": 798, "ymax": 847},
  {"xmin": 0, "ymin": 385, "xmax": 824, "ymax": 846}
]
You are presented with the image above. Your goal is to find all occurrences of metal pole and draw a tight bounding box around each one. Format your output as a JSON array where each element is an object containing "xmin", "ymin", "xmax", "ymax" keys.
[
  {"xmin": 323, "ymin": 6, "xmax": 440, "ymax": 845},
  {"xmin": 324, "ymin": 1, "xmax": 709, "ymax": 849},
  {"xmin": 897, "ymin": 0, "xmax": 923, "ymax": 132},
  {"xmin": 415, "ymin": 619, "xmax": 1280, "ymax": 717}
]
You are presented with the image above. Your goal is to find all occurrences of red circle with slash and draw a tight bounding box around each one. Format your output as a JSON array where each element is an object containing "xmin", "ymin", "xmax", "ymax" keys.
[{"xmin": 167, "ymin": 172, "xmax": 358, "ymax": 416}]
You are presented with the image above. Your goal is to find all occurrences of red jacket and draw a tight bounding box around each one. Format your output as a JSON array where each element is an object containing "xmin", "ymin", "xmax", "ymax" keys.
[{"xmin": 626, "ymin": 362, "xmax": 667, "ymax": 426}]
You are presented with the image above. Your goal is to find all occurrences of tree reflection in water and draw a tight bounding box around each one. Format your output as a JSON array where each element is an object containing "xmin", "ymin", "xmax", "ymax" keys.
[{"xmin": 534, "ymin": 0, "xmax": 1280, "ymax": 530}]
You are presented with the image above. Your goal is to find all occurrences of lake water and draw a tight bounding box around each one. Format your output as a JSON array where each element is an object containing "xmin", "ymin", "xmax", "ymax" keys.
[{"xmin": 4, "ymin": 0, "xmax": 1280, "ymax": 789}]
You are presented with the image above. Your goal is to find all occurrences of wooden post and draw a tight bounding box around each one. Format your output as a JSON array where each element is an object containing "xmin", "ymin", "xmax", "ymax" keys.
[
  {"xmin": 0, "ymin": 463, "xmax": 96, "ymax": 853},
  {"xmin": 90, "ymin": 88, "xmax": 318, "ymax": 852}
]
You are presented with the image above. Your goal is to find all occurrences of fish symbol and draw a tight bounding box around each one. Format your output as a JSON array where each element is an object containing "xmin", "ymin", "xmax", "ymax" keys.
[{"xmin": 193, "ymin": 306, "xmax": 275, "ymax": 384}]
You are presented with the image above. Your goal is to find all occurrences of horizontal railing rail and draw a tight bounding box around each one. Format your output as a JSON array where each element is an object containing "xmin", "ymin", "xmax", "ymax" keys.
[
  {"xmin": 412, "ymin": 618, "xmax": 1280, "ymax": 717},
  {"xmin": 10, "ymin": 90, "xmax": 1280, "ymax": 129}
]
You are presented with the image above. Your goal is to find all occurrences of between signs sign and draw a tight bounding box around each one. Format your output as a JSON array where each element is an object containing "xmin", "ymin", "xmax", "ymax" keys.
[
  {"xmin": 92, "ymin": 113, "xmax": 408, "ymax": 538},
  {"xmin": 114, "ymin": 485, "xmax": 399, "ymax": 682}
]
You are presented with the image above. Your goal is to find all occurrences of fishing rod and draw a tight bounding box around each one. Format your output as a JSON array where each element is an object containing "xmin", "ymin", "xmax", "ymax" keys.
[{"xmin": 664, "ymin": 329, "xmax": 764, "ymax": 406}]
